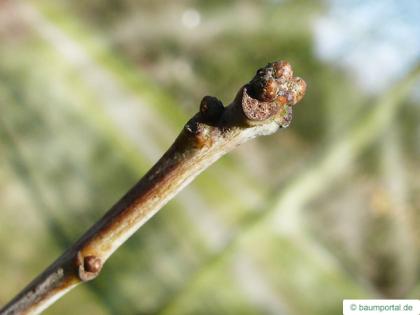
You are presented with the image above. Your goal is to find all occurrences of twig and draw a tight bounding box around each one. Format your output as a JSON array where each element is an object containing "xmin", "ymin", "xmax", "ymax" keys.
[
  {"xmin": 155, "ymin": 64, "xmax": 420, "ymax": 315},
  {"xmin": 0, "ymin": 60, "xmax": 306, "ymax": 315}
]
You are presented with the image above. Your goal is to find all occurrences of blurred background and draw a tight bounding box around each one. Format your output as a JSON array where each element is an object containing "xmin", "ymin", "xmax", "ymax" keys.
[{"xmin": 0, "ymin": 0, "xmax": 419, "ymax": 314}]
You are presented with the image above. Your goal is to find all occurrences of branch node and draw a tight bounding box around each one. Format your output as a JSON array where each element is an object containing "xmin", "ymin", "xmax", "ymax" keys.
[
  {"xmin": 241, "ymin": 60, "xmax": 307, "ymax": 128},
  {"xmin": 76, "ymin": 252, "xmax": 102, "ymax": 282}
]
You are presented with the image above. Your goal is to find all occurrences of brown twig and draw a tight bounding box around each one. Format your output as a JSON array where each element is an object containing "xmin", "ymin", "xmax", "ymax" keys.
[{"xmin": 0, "ymin": 60, "xmax": 306, "ymax": 315}]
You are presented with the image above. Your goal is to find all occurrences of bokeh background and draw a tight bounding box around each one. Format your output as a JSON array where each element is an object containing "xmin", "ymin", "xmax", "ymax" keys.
[{"xmin": 1, "ymin": 0, "xmax": 419, "ymax": 314}]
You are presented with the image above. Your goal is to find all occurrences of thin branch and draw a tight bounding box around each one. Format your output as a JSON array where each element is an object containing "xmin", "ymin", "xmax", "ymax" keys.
[
  {"xmin": 155, "ymin": 64, "xmax": 420, "ymax": 315},
  {"xmin": 0, "ymin": 60, "xmax": 306, "ymax": 315}
]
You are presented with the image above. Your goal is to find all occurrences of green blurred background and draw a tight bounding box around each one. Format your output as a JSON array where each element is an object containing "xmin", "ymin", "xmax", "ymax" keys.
[{"xmin": 0, "ymin": 0, "xmax": 419, "ymax": 314}]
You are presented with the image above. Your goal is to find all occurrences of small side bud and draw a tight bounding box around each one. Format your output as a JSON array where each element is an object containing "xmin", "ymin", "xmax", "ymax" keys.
[
  {"xmin": 199, "ymin": 96, "xmax": 224, "ymax": 123},
  {"xmin": 77, "ymin": 252, "xmax": 102, "ymax": 281},
  {"xmin": 261, "ymin": 79, "xmax": 279, "ymax": 102},
  {"xmin": 291, "ymin": 77, "xmax": 307, "ymax": 105},
  {"xmin": 84, "ymin": 256, "xmax": 101, "ymax": 273},
  {"xmin": 272, "ymin": 60, "xmax": 293, "ymax": 79}
]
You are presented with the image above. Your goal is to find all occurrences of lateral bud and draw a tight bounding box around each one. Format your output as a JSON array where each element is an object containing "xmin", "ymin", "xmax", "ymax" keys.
[
  {"xmin": 199, "ymin": 96, "xmax": 224, "ymax": 123},
  {"xmin": 76, "ymin": 252, "xmax": 102, "ymax": 282}
]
